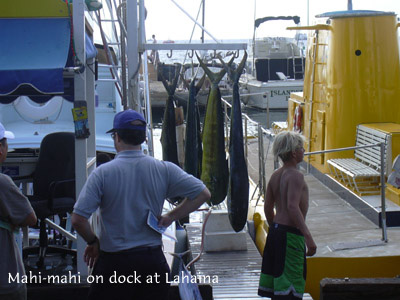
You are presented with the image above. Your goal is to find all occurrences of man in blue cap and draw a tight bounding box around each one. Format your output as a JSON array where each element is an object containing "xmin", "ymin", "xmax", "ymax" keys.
[
  {"xmin": 0, "ymin": 122, "xmax": 37, "ymax": 300},
  {"xmin": 72, "ymin": 109, "xmax": 210, "ymax": 300}
]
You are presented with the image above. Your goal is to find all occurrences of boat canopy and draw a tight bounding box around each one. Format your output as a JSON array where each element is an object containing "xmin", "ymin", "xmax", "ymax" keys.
[{"xmin": 0, "ymin": 17, "xmax": 97, "ymax": 104}]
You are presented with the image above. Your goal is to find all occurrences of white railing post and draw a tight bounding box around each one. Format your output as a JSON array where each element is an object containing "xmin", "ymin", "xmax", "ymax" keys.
[
  {"xmin": 380, "ymin": 142, "xmax": 388, "ymax": 242},
  {"xmin": 257, "ymin": 125, "xmax": 266, "ymax": 202},
  {"xmin": 266, "ymin": 93, "xmax": 270, "ymax": 128},
  {"xmin": 73, "ymin": 0, "xmax": 88, "ymax": 277}
]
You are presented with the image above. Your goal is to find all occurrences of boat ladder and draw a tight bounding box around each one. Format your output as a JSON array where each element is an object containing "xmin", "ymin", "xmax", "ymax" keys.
[
  {"xmin": 95, "ymin": 0, "xmax": 127, "ymax": 106},
  {"xmin": 290, "ymin": 43, "xmax": 304, "ymax": 79}
]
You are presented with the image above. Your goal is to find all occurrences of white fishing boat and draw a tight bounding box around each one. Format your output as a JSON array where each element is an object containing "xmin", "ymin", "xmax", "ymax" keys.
[
  {"xmin": 0, "ymin": 1, "xmax": 123, "ymax": 156},
  {"xmin": 239, "ymin": 16, "xmax": 306, "ymax": 110},
  {"xmin": 0, "ymin": 1, "xmax": 255, "ymax": 299}
]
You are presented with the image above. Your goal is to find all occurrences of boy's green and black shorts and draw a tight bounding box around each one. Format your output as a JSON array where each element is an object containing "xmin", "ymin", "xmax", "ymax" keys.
[{"xmin": 258, "ymin": 223, "xmax": 306, "ymax": 299}]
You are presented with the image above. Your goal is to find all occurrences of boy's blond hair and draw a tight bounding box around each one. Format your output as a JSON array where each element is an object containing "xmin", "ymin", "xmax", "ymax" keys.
[{"xmin": 273, "ymin": 131, "xmax": 305, "ymax": 162}]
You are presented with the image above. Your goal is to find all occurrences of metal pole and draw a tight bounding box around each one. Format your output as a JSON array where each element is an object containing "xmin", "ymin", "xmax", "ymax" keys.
[
  {"xmin": 44, "ymin": 219, "xmax": 77, "ymax": 241},
  {"xmin": 73, "ymin": 0, "xmax": 88, "ymax": 276},
  {"xmin": 139, "ymin": 0, "xmax": 154, "ymax": 157},
  {"xmin": 257, "ymin": 125, "xmax": 265, "ymax": 202},
  {"xmin": 266, "ymin": 93, "xmax": 270, "ymax": 128},
  {"xmin": 170, "ymin": 0, "xmax": 220, "ymax": 43},
  {"xmin": 347, "ymin": 0, "xmax": 353, "ymax": 11},
  {"xmin": 127, "ymin": 0, "xmax": 139, "ymax": 111},
  {"xmin": 119, "ymin": 1, "xmax": 128, "ymax": 109},
  {"xmin": 201, "ymin": 0, "xmax": 205, "ymax": 43},
  {"xmin": 380, "ymin": 142, "xmax": 388, "ymax": 242},
  {"xmin": 304, "ymin": 143, "xmax": 382, "ymax": 156},
  {"xmin": 261, "ymin": 131, "xmax": 266, "ymax": 201},
  {"xmin": 222, "ymin": 91, "xmax": 267, "ymax": 98}
]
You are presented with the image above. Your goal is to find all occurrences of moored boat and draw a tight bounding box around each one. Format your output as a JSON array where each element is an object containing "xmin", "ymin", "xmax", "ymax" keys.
[
  {"xmin": 239, "ymin": 16, "xmax": 306, "ymax": 110},
  {"xmin": 0, "ymin": 1, "xmax": 254, "ymax": 299},
  {"xmin": 254, "ymin": 7, "xmax": 400, "ymax": 300}
]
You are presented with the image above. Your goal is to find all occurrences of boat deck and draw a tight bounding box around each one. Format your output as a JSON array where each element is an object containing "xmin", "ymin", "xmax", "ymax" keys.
[{"xmin": 186, "ymin": 223, "xmax": 313, "ymax": 299}]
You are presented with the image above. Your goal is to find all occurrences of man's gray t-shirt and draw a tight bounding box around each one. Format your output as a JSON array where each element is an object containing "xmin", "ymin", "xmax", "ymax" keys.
[
  {"xmin": 0, "ymin": 174, "xmax": 34, "ymax": 294},
  {"xmin": 73, "ymin": 150, "xmax": 206, "ymax": 252}
]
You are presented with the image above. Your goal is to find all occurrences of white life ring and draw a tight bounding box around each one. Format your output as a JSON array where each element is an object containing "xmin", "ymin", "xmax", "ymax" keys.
[{"xmin": 13, "ymin": 96, "xmax": 63, "ymax": 121}]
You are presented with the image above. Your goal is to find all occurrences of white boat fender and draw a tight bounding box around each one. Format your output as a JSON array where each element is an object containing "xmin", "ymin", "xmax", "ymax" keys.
[{"xmin": 13, "ymin": 96, "xmax": 63, "ymax": 121}]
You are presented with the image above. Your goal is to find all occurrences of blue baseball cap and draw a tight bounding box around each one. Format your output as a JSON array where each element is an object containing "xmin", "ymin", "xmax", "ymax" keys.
[{"xmin": 106, "ymin": 109, "xmax": 146, "ymax": 133}]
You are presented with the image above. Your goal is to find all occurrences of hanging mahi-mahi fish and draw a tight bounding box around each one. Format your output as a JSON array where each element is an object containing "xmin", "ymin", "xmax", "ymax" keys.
[
  {"xmin": 220, "ymin": 52, "xmax": 249, "ymax": 232},
  {"xmin": 183, "ymin": 74, "xmax": 205, "ymax": 179},
  {"xmin": 159, "ymin": 64, "xmax": 182, "ymax": 166},
  {"xmin": 196, "ymin": 53, "xmax": 234, "ymax": 206}
]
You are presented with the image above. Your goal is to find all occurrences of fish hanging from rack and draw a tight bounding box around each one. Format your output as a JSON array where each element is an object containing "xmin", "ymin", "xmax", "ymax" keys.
[
  {"xmin": 159, "ymin": 64, "xmax": 182, "ymax": 167},
  {"xmin": 182, "ymin": 74, "xmax": 206, "ymax": 179},
  {"xmin": 219, "ymin": 52, "xmax": 249, "ymax": 232},
  {"xmin": 196, "ymin": 53, "xmax": 234, "ymax": 206}
]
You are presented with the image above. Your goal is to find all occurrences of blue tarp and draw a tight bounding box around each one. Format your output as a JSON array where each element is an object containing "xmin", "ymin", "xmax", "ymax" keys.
[{"xmin": 0, "ymin": 18, "xmax": 97, "ymax": 103}]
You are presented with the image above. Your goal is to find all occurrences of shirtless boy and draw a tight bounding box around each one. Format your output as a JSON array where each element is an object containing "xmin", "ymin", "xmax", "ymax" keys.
[{"xmin": 258, "ymin": 131, "xmax": 317, "ymax": 300}]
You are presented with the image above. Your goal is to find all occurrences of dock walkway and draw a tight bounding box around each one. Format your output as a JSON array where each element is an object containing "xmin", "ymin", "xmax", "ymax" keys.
[
  {"xmin": 186, "ymin": 223, "xmax": 261, "ymax": 299},
  {"xmin": 186, "ymin": 223, "xmax": 314, "ymax": 300},
  {"xmin": 183, "ymin": 136, "xmax": 400, "ymax": 299}
]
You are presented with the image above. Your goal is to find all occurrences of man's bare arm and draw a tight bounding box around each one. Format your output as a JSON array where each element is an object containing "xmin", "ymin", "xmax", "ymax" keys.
[
  {"xmin": 71, "ymin": 213, "xmax": 100, "ymax": 268},
  {"xmin": 71, "ymin": 213, "xmax": 97, "ymax": 243},
  {"xmin": 158, "ymin": 187, "xmax": 211, "ymax": 227}
]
